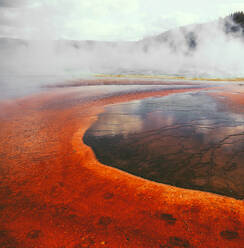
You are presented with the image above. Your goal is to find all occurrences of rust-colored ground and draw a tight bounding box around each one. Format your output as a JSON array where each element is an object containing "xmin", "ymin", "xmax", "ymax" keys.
[{"xmin": 0, "ymin": 86, "xmax": 243, "ymax": 248}]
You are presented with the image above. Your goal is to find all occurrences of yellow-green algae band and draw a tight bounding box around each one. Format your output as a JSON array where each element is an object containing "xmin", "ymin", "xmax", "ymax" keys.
[{"xmin": 95, "ymin": 74, "xmax": 244, "ymax": 82}]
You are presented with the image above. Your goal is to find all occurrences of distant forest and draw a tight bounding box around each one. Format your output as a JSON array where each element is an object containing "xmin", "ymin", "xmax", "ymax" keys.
[
  {"xmin": 230, "ymin": 11, "xmax": 244, "ymax": 27},
  {"xmin": 226, "ymin": 11, "xmax": 244, "ymax": 33}
]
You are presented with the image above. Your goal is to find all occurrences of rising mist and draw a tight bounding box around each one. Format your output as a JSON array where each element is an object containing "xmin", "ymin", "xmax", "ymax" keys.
[{"xmin": 0, "ymin": 13, "xmax": 244, "ymax": 97}]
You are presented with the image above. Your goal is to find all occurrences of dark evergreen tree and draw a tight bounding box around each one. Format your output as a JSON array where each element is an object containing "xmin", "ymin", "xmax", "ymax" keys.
[
  {"xmin": 225, "ymin": 11, "xmax": 244, "ymax": 34},
  {"xmin": 230, "ymin": 11, "xmax": 244, "ymax": 28}
]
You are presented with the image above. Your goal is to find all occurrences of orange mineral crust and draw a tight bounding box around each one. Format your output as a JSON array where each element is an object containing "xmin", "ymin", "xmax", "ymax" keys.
[{"xmin": 0, "ymin": 87, "xmax": 243, "ymax": 248}]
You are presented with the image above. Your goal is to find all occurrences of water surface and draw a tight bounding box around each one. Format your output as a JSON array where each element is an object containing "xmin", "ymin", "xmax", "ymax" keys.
[{"xmin": 84, "ymin": 89, "xmax": 244, "ymax": 199}]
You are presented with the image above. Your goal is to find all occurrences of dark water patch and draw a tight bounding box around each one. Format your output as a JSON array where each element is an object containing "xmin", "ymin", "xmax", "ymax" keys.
[
  {"xmin": 98, "ymin": 216, "xmax": 112, "ymax": 226},
  {"xmin": 84, "ymin": 91, "xmax": 244, "ymax": 199},
  {"xmin": 220, "ymin": 230, "xmax": 239, "ymax": 240},
  {"xmin": 27, "ymin": 230, "xmax": 41, "ymax": 239},
  {"xmin": 156, "ymin": 213, "xmax": 177, "ymax": 225},
  {"xmin": 168, "ymin": 236, "xmax": 190, "ymax": 247},
  {"xmin": 103, "ymin": 192, "xmax": 114, "ymax": 200}
]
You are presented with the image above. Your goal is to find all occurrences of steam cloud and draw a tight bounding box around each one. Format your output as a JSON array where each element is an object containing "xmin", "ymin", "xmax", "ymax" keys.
[
  {"xmin": 1, "ymin": 16, "xmax": 244, "ymax": 78},
  {"xmin": 0, "ymin": 14, "xmax": 244, "ymax": 99}
]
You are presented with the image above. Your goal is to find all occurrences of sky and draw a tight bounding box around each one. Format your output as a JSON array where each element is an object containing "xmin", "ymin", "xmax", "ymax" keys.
[{"xmin": 0, "ymin": 0, "xmax": 244, "ymax": 41}]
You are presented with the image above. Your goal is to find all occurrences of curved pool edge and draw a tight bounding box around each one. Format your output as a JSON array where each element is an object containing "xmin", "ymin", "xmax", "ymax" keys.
[{"xmin": 0, "ymin": 85, "xmax": 243, "ymax": 248}]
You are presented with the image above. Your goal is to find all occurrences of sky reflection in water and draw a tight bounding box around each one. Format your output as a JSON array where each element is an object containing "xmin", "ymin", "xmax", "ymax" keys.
[{"xmin": 84, "ymin": 90, "xmax": 244, "ymax": 199}]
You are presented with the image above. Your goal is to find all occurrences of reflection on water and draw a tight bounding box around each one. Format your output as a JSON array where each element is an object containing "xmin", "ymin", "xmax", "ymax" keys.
[{"xmin": 84, "ymin": 90, "xmax": 244, "ymax": 199}]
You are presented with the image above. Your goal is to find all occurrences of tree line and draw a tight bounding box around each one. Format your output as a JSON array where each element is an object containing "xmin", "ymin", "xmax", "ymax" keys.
[{"xmin": 229, "ymin": 11, "xmax": 244, "ymax": 28}]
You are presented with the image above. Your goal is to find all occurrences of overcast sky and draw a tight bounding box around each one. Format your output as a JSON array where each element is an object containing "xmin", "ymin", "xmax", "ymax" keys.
[{"xmin": 0, "ymin": 0, "xmax": 244, "ymax": 41}]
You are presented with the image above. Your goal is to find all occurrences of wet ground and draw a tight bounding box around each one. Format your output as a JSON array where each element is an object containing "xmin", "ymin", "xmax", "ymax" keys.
[
  {"xmin": 0, "ymin": 82, "xmax": 243, "ymax": 247},
  {"xmin": 84, "ymin": 88, "xmax": 244, "ymax": 199}
]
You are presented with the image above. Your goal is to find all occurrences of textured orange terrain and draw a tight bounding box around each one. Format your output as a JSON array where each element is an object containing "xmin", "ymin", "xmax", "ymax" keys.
[{"xmin": 0, "ymin": 86, "xmax": 243, "ymax": 248}]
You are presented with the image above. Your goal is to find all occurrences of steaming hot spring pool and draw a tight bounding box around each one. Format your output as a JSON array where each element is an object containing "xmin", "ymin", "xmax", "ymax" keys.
[{"xmin": 84, "ymin": 89, "xmax": 244, "ymax": 199}]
